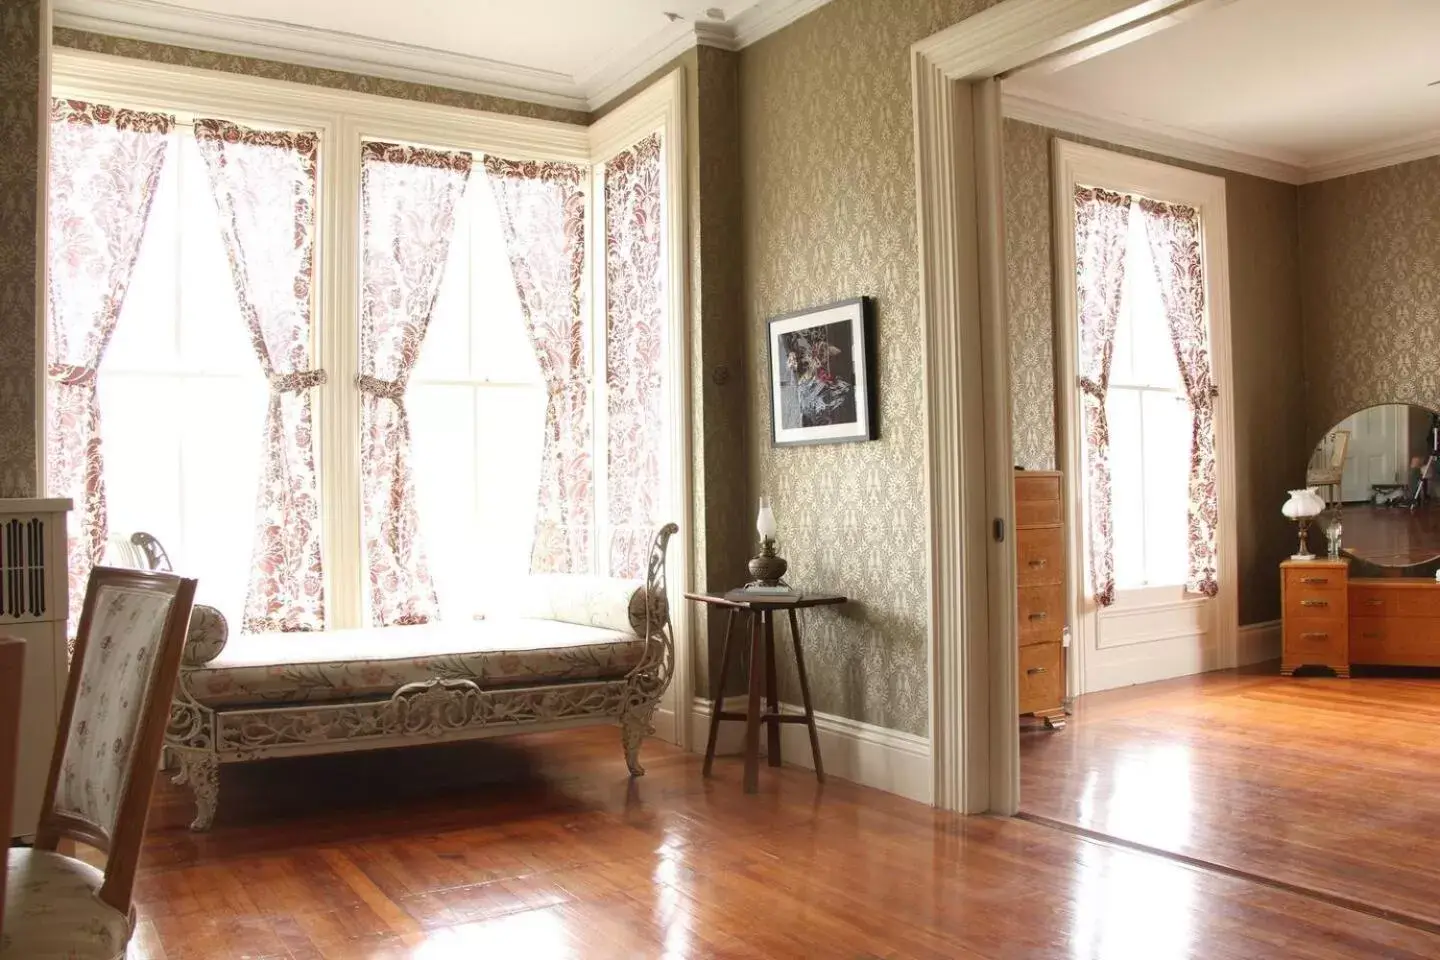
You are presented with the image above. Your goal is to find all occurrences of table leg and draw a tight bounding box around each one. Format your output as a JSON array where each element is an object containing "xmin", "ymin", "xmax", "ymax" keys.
[
  {"xmin": 703, "ymin": 608, "xmax": 738, "ymax": 777},
  {"xmin": 743, "ymin": 612, "xmax": 765, "ymax": 793},
  {"xmin": 764, "ymin": 610, "xmax": 782, "ymax": 767},
  {"xmin": 789, "ymin": 608, "xmax": 824, "ymax": 782}
]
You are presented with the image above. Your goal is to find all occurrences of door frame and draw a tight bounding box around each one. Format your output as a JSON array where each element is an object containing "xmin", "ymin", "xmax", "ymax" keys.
[
  {"xmin": 912, "ymin": 0, "xmax": 1213, "ymax": 813},
  {"xmin": 1051, "ymin": 139, "xmax": 1239, "ymax": 697}
]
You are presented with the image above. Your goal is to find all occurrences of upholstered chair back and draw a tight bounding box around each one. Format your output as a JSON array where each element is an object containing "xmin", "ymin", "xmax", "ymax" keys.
[{"xmin": 33, "ymin": 568, "xmax": 197, "ymax": 914}]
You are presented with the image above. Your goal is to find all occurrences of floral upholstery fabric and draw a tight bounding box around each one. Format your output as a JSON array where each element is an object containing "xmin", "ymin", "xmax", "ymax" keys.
[
  {"xmin": 0, "ymin": 848, "xmax": 131, "ymax": 959},
  {"xmin": 183, "ymin": 619, "xmax": 645, "ymax": 709},
  {"xmin": 57, "ymin": 584, "xmax": 174, "ymax": 837},
  {"xmin": 509, "ymin": 575, "xmax": 664, "ymax": 637}
]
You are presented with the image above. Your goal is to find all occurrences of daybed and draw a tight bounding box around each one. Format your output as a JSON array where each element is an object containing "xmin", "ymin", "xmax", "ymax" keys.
[{"xmin": 162, "ymin": 523, "xmax": 677, "ymax": 830}]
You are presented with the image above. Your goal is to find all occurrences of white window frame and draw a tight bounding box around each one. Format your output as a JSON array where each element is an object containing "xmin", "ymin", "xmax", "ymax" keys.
[
  {"xmin": 1052, "ymin": 139, "xmax": 1238, "ymax": 696},
  {"xmin": 47, "ymin": 50, "xmax": 692, "ymax": 746}
]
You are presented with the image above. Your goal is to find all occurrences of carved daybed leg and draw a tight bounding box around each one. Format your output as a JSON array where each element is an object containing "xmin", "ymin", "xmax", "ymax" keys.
[
  {"xmin": 171, "ymin": 747, "xmax": 220, "ymax": 831},
  {"xmin": 621, "ymin": 702, "xmax": 655, "ymax": 776},
  {"xmin": 618, "ymin": 522, "xmax": 679, "ymax": 778}
]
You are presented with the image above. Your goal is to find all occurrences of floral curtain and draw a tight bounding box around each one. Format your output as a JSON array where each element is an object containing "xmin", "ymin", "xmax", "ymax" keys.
[
  {"xmin": 485, "ymin": 155, "xmax": 592, "ymax": 574},
  {"xmin": 1074, "ymin": 186, "xmax": 1132, "ymax": 607},
  {"xmin": 1140, "ymin": 198, "xmax": 1220, "ymax": 598},
  {"xmin": 195, "ymin": 119, "xmax": 327, "ymax": 633},
  {"xmin": 358, "ymin": 141, "xmax": 472, "ymax": 626},
  {"xmin": 603, "ymin": 134, "xmax": 664, "ymax": 578},
  {"xmin": 47, "ymin": 99, "xmax": 172, "ymax": 630}
]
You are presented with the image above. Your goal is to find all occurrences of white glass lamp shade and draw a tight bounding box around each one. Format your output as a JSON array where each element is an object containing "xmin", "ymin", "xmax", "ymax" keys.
[
  {"xmin": 1281, "ymin": 487, "xmax": 1325, "ymax": 520},
  {"xmin": 757, "ymin": 498, "xmax": 778, "ymax": 540}
]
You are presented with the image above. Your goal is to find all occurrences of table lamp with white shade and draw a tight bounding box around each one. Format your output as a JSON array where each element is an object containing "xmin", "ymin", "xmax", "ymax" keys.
[
  {"xmin": 747, "ymin": 497, "xmax": 789, "ymax": 587},
  {"xmin": 1282, "ymin": 487, "xmax": 1326, "ymax": 560}
]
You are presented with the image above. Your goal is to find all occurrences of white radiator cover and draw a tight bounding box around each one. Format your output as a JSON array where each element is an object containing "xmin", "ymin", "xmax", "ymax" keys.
[{"xmin": 0, "ymin": 498, "xmax": 71, "ymax": 838}]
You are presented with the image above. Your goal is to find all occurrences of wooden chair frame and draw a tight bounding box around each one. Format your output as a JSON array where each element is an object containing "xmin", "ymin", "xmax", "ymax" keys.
[
  {"xmin": 30, "ymin": 567, "xmax": 197, "ymax": 917},
  {"xmin": 0, "ymin": 637, "xmax": 24, "ymax": 939}
]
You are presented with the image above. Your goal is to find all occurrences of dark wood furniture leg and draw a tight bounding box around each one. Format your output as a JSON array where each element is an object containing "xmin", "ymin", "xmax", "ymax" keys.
[
  {"xmin": 764, "ymin": 610, "xmax": 782, "ymax": 767},
  {"xmin": 703, "ymin": 608, "xmax": 737, "ymax": 777},
  {"xmin": 788, "ymin": 608, "xmax": 824, "ymax": 782},
  {"xmin": 743, "ymin": 612, "xmax": 765, "ymax": 793}
]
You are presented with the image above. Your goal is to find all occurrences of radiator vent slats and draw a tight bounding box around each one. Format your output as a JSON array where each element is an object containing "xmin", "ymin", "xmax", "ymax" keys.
[{"xmin": 0, "ymin": 517, "xmax": 47, "ymax": 621}]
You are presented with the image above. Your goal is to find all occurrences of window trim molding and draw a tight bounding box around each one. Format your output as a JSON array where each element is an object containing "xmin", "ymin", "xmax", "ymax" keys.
[
  {"xmin": 1051, "ymin": 137, "xmax": 1240, "ymax": 699},
  {"xmin": 47, "ymin": 53, "xmax": 693, "ymax": 750}
]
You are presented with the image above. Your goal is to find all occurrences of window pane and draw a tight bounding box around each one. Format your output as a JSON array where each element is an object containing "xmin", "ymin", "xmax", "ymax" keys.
[
  {"xmin": 1106, "ymin": 387, "xmax": 1146, "ymax": 590},
  {"xmin": 1142, "ymin": 390, "xmax": 1191, "ymax": 588}
]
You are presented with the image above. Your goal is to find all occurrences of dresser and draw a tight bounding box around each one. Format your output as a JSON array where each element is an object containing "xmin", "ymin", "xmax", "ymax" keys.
[
  {"xmin": 1281, "ymin": 560, "xmax": 1440, "ymax": 675},
  {"xmin": 1015, "ymin": 471, "xmax": 1066, "ymax": 729}
]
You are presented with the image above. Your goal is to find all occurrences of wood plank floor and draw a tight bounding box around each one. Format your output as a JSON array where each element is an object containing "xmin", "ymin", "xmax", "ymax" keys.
[
  {"xmin": 120, "ymin": 722, "xmax": 1440, "ymax": 958},
  {"xmin": 1021, "ymin": 663, "xmax": 1440, "ymax": 931}
]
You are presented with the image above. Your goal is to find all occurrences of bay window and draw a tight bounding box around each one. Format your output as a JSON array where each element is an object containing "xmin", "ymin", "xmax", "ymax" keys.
[{"xmin": 46, "ymin": 53, "xmax": 685, "ymax": 652}]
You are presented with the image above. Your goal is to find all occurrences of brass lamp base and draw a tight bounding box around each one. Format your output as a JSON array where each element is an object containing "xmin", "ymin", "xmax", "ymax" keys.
[{"xmin": 747, "ymin": 537, "xmax": 789, "ymax": 587}]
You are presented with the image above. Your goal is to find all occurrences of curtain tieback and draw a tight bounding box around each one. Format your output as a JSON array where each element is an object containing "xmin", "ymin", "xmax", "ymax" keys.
[
  {"xmin": 1077, "ymin": 375, "xmax": 1106, "ymax": 399},
  {"xmin": 355, "ymin": 374, "xmax": 406, "ymax": 401},
  {"xmin": 47, "ymin": 363, "xmax": 98, "ymax": 387},
  {"xmin": 269, "ymin": 369, "xmax": 328, "ymax": 393}
]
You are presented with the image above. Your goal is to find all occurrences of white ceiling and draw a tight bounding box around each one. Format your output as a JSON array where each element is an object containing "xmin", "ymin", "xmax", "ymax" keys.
[
  {"xmin": 55, "ymin": 0, "xmax": 833, "ymax": 112},
  {"xmin": 1003, "ymin": 0, "xmax": 1440, "ymax": 183}
]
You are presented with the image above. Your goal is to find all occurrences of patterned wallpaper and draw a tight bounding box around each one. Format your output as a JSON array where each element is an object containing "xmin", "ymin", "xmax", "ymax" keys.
[
  {"xmin": 1002, "ymin": 120, "xmax": 1307, "ymax": 626},
  {"xmin": 0, "ymin": 0, "xmax": 42, "ymax": 497},
  {"xmin": 52, "ymin": 28, "xmax": 589, "ymax": 126},
  {"xmin": 740, "ymin": 0, "xmax": 1007, "ymax": 736},
  {"xmin": 1300, "ymin": 156, "xmax": 1440, "ymax": 439}
]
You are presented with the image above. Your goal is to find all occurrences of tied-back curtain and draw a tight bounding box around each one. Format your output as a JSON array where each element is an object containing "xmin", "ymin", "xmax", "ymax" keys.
[
  {"xmin": 47, "ymin": 99, "xmax": 173, "ymax": 630},
  {"xmin": 1139, "ymin": 198, "xmax": 1220, "ymax": 598},
  {"xmin": 603, "ymin": 133, "xmax": 663, "ymax": 578},
  {"xmin": 194, "ymin": 118, "xmax": 327, "ymax": 633},
  {"xmin": 485, "ymin": 155, "xmax": 592, "ymax": 574},
  {"xmin": 1074, "ymin": 186, "xmax": 1133, "ymax": 607},
  {"xmin": 358, "ymin": 142, "xmax": 472, "ymax": 626}
]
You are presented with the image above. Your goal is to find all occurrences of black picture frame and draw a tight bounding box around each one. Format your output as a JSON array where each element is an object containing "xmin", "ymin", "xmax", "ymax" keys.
[{"xmin": 766, "ymin": 297, "xmax": 878, "ymax": 447}]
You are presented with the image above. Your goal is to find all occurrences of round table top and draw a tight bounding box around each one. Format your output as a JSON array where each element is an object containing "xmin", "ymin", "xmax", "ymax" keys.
[{"xmin": 683, "ymin": 590, "xmax": 847, "ymax": 610}]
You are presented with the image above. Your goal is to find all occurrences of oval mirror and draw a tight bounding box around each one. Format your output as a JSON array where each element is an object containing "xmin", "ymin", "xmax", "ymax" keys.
[{"xmin": 1308, "ymin": 403, "xmax": 1440, "ymax": 570}]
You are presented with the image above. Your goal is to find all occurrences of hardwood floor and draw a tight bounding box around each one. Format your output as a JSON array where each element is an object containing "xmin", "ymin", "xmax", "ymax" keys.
[
  {"xmin": 117, "ymin": 722, "xmax": 1440, "ymax": 958},
  {"xmin": 1021, "ymin": 664, "xmax": 1440, "ymax": 933}
]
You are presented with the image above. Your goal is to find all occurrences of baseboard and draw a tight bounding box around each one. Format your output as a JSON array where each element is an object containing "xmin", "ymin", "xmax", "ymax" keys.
[
  {"xmin": 1237, "ymin": 620, "xmax": 1281, "ymax": 667},
  {"xmin": 689, "ymin": 697, "xmax": 933, "ymax": 804}
]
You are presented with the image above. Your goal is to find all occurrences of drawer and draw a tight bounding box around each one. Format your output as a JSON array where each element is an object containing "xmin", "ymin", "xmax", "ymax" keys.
[
  {"xmin": 1396, "ymin": 590, "xmax": 1440, "ymax": 618},
  {"xmin": 1015, "ymin": 473, "xmax": 1060, "ymax": 504},
  {"xmin": 1016, "ymin": 497, "xmax": 1061, "ymax": 529},
  {"xmin": 1283, "ymin": 619, "xmax": 1347, "ymax": 665},
  {"xmin": 1017, "ymin": 583, "xmax": 1064, "ymax": 643},
  {"xmin": 1016, "ymin": 527, "xmax": 1064, "ymax": 587},
  {"xmin": 1286, "ymin": 566, "xmax": 1344, "ymax": 590},
  {"xmin": 1018, "ymin": 641, "xmax": 1063, "ymax": 716},
  {"xmin": 1284, "ymin": 583, "xmax": 1345, "ymax": 621},
  {"xmin": 1349, "ymin": 585, "xmax": 1396, "ymax": 618},
  {"xmin": 1350, "ymin": 617, "xmax": 1440, "ymax": 666}
]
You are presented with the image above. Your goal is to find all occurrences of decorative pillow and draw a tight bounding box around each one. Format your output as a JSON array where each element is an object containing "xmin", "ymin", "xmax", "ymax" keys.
[
  {"xmin": 182, "ymin": 604, "xmax": 228, "ymax": 666},
  {"xmin": 513, "ymin": 575, "xmax": 668, "ymax": 638}
]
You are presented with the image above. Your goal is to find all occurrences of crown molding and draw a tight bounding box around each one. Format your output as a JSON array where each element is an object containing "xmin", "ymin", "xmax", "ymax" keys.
[
  {"xmin": 1303, "ymin": 129, "xmax": 1440, "ymax": 184},
  {"xmin": 54, "ymin": 0, "xmax": 841, "ymax": 118},
  {"xmin": 1002, "ymin": 90, "xmax": 1307, "ymax": 185},
  {"xmin": 53, "ymin": 0, "xmax": 590, "ymax": 112}
]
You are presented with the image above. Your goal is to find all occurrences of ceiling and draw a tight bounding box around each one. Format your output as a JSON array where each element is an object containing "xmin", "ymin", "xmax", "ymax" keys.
[
  {"xmin": 55, "ymin": 0, "xmax": 832, "ymax": 112},
  {"xmin": 1003, "ymin": 0, "xmax": 1440, "ymax": 184}
]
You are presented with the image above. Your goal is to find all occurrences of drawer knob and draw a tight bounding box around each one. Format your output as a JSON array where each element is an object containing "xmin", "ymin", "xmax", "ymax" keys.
[
  {"xmin": 1028, "ymin": 612, "xmax": 1048, "ymax": 622},
  {"xmin": 1365, "ymin": 598, "xmax": 1383, "ymax": 606},
  {"xmin": 1299, "ymin": 577, "xmax": 1329, "ymax": 585},
  {"xmin": 1026, "ymin": 666, "xmax": 1048, "ymax": 675},
  {"xmin": 1300, "ymin": 599, "xmax": 1329, "ymax": 608},
  {"xmin": 1028, "ymin": 558, "xmax": 1047, "ymax": 569},
  {"xmin": 1300, "ymin": 632, "xmax": 1329, "ymax": 641},
  {"xmin": 1363, "ymin": 632, "xmax": 1381, "ymax": 639}
]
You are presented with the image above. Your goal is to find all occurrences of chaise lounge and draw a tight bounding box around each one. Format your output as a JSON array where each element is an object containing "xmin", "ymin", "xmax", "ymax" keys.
[{"xmin": 159, "ymin": 523, "xmax": 677, "ymax": 830}]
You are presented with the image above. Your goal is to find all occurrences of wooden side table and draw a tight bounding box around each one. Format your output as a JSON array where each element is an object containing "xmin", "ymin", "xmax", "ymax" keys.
[{"xmin": 684, "ymin": 591, "xmax": 846, "ymax": 792}]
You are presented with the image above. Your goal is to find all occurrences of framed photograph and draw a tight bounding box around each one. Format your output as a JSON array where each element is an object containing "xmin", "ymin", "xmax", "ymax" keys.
[{"xmin": 767, "ymin": 297, "xmax": 877, "ymax": 446}]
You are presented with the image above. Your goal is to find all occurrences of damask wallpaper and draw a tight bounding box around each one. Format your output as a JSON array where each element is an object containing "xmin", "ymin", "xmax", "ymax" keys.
[
  {"xmin": 1299, "ymin": 156, "xmax": 1440, "ymax": 439},
  {"xmin": 0, "ymin": 0, "xmax": 43, "ymax": 497},
  {"xmin": 52, "ymin": 28, "xmax": 589, "ymax": 126},
  {"xmin": 741, "ymin": 0, "xmax": 1008, "ymax": 737},
  {"xmin": 1002, "ymin": 119, "xmax": 1307, "ymax": 626}
]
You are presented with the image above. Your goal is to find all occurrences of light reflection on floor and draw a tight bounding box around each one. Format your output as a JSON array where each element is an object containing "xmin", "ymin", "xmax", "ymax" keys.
[
  {"xmin": 1071, "ymin": 837, "xmax": 1196, "ymax": 960},
  {"xmin": 1078, "ymin": 743, "xmax": 1195, "ymax": 852}
]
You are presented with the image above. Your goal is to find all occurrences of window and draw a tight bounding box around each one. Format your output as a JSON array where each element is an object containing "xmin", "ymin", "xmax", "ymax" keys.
[
  {"xmin": 1105, "ymin": 208, "xmax": 1191, "ymax": 591},
  {"xmin": 46, "ymin": 57, "xmax": 683, "ymax": 647}
]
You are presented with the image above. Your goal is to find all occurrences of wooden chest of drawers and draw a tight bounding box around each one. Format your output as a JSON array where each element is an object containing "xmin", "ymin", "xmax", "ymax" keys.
[
  {"xmin": 1280, "ymin": 560, "xmax": 1349, "ymax": 677},
  {"xmin": 1282, "ymin": 561, "xmax": 1440, "ymax": 676},
  {"xmin": 1016, "ymin": 471, "xmax": 1065, "ymax": 729}
]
